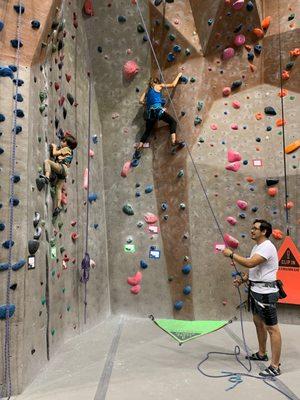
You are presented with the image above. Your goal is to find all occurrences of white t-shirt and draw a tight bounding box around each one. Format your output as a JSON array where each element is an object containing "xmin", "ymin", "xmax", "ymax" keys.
[{"xmin": 249, "ymin": 239, "xmax": 279, "ymax": 294}]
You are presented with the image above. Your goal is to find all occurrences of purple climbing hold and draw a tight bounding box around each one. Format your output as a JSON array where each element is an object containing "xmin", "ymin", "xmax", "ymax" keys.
[{"xmin": 80, "ymin": 253, "xmax": 90, "ymax": 284}]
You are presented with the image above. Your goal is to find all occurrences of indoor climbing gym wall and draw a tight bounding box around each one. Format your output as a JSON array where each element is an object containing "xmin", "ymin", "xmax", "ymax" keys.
[{"xmin": 0, "ymin": 0, "xmax": 299, "ymax": 397}]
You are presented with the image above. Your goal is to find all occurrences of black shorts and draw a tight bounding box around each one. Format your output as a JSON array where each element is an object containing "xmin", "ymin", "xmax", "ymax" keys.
[{"xmin": 250, "ymin": 291, "xmax": 279, "ymax": 326}]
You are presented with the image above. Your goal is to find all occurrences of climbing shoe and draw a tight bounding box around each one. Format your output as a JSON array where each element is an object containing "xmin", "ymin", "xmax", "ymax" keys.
[
  {"xmin": 33, "ymin": 212, "xmax": 40, "ymax": 227},
  {"xmin": 52, "ymin": 207, "xmax": 62, "ymax": 217},
  {"xmin": 39, "ymin": 174, "xmax": 49, "ymax": 184},
  {"xmin": 33, "ymin": 227, "xmax": 42, "ymax": 240},
  {"xmin": 259, "ymin": 364, "xmax": 281, "ymax": 377},
  {"xmin": 246, "ymin": 352, "xmax": 269, "ymax": 361},
  {"xmin": 172, "ymin": 140, "xmax": 186, "ymax": 150},
  {"xmin": 133, "ymin": 149, "xmax": 142, "ymax": 160}
]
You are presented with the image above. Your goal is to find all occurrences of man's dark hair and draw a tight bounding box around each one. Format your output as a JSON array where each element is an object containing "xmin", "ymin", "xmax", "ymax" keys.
[
  {"xmin": 63, "ymin": 134, "xmax": 77, "ymax": 150},
  {"xmin": 253, "ymin": 219, "xmax": 272, "ymax": 238}
]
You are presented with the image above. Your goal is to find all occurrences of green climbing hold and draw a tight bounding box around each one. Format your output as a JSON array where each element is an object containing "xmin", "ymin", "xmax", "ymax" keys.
[
  {"xmin": 39, "ymin": 91, "xmax": 47, "ymax": 103},
  {"xmin": 197, "ymin": 101, "xmax": 204, "ymax": 111},
  {"xmin": 51, "ymin": 328, "xmax": 56, "ymax": 336},
  {"xmin": 58, "ymin": 221, "xmax": 63, "ymax": 229},
  {"xmin": 169, "ymin": 33, "xmax": 176, "ymax": 41},
  {"xmin": 190, "ymin": 77, "xmax": 196, "ymax": 83},
  {"xmin": 177, "ymin": 169, "xmax": 184, "ymax": 178},
  {"xmin": 51, "ymin": 270, "xmax": 56, "ymax": 277},
  {"xmin": 290, "ymin": 96, "xmax": 295, "ymax": 100},
  {"xmin": 194, "ymin": 116, "xmax": 202, "ymax": 126},
  {"xmin": 39, "ymin": 104, "xmax": 47, "ymax": 114},
  {"xmin": 59, "ymin": 246, "xmax": 65, "ymax": 254},
  {"xmin": 67, "ymin": 305, "xmax": 71, "ymax": 312},
  {"xmin": 62, "ymin": 288, "xmax": 66, "ymax": 294},
  {"xmin": 49, "ymin": 237, "xmax": 56, "ymax": 247},
  {"xmin": 41, "ymin": 297, "xmax": 46, "ymax": 306},
  {"xmin": 123, "ymin": 204, "xmax": 134, "ymax": 216}
]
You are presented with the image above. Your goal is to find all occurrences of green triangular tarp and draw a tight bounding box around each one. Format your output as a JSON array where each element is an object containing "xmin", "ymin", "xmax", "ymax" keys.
[{"xmin": 151, "ymin": 318, "xmax": 229, "ymax": 344}]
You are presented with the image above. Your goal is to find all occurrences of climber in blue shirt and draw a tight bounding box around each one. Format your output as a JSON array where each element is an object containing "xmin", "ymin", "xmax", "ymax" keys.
[{"xmin": 136, "ymin": 72, "xmax": 185, "ymax": 151}]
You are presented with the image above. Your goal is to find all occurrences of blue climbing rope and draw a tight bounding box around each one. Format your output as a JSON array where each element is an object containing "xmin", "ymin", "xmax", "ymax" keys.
[
  {"xmin": 2, "ymin": 2, "xmax": 23, "ymax": 398},
  {"xmin": 135, "ymin": 1, "xmax": 294, "ymax": 398}
]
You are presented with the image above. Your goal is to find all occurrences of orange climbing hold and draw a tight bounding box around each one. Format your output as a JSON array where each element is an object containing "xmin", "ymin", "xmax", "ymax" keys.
[
  {"xmin": 244, "ymin": 44, "xmax": 252, "ymax": 52},
  {"xmin": 290, "ymin": 48, "xmax": 300, "ymax": 57},
  {"xmin": 253, "ymin": 28, "xmax": 264, "ymax": 38},
  {"xmin": 276, "ymin": 119, "xmax": 286, "ymax": 127},
  {"xmin": 284, "ymin": 201, "xmax": 294, "ymax": 209},
  {"xmin": 282, "ymin": 70, "xmax": 290, "ymax": 80},
  {"xmin": 246, "ymin": 176, "xmax": 255, "ymax": 183},
  {"xmin": 272, "ymin": 229, "xmax": 283, "ymax": 240},
  {"xmin": 249, "ymin": 63, "xmax": 256, "ymax": 72},
  {"xmin": 278, "ymin": 89, "xmax": 288, "ymax": 97},
  {"xmin": 268, "ymin": 187, "xmax": 278, "ymax": 197},
  {"xmin": 285, "ymin": 140, "xmax": 300, "ymax": 154},
  {"xmin": 255, "ymin": 112, "xmax": 263, "ymax": 120},
  {"xmin": 261, "ymin": 16, "xmax": 271, "ymax": 30}
]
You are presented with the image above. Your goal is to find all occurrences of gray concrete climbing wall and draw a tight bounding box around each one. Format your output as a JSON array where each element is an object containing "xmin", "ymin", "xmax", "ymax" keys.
[{"xmin": 1, "ymin": 0, "xmax": 109, "ymax": 395}]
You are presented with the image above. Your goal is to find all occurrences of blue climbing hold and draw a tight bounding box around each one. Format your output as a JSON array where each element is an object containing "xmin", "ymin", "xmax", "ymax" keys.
[
  {"xmin": 0, "ymin": 262, "xmax": 9, "ymax": 271},
  {"xmin": 142, "ymin": 35, "xmax": 148, "ymax": 42},
  {"xmin": 12, "ymin": 259, "xmax": 26, "ymax": 271},
  {"xmin": 174, "ymin": 301, "xmax": 184, "ymax": 310},
  {"xmin": 182, "ymin": 264, "xmax": 192, "ymax": 274},
  {"xmin": 246, "ymin": 1, "xmax": 254, "ymax": 11},
  {"xmin": 254, "ymin": 44, "xmax": 262, "ymax": 55},
  {"xmin": 135, "ymin": 192, "xmax": 141, "ymax": 197},
  {"xmin": 239, "ymin": 212, "xmax": 246, "ymax": 219},
  {"xmin": 15, "ymin": 125, "xmax": 22, "ymax": 134},
  {"xmin": 2, "ymin": 240, "xmax": 14, "ymax": 249},
  {"xmin": 131, "ymin": 158, "xmax": 139, "ymax": 167},
  {"xmin": 247, "ymin": 52, "xmax": 254, "ymax": 61},
  {"xmin": 251, "ymin": 206, "xmax": 258, "ymax": 212},
  {"xmin": 183, "ymin": 285, "xmax": 192, "ymax": 295},
  {"xmin": 179, "ymin": 75, "xmax": 188, "ymax": 84},
  {"xmin": 266, "ymin": 126, "xmax": 272, "ymax": 131},
  {"xmin": 0, "ymin": 222, "xmax": 5, "ymax": 231},
  {"xmin": 14, "ymin": 109, "xmax": 25, "ymax": 118},
  {"xmin": 161, "ymin": 202, "xmax": 168, "ymax": 211},
  {"xmin": 13, "ymin": 4, "xmax": 25, "ymax": 14},
  {"xmin": 0, "ymin": 20, "xmax": 4, "ymax": 31},
  {"xmin": 11, "ymin": 39, "xmax": 23, "ymax": 48},
  {"xmin": 13, "ymin": 78, "xmax": 24, "ymax": 86},
  {"xmin": 145, "ymin": 185, "xmax": 153, "ymax": 194},
  {"xmin": 94, "ymin": 224, "xmax": 99, "ymax": 229},
  {"xmin": 0, "ymin": 304, "xmax": 15, "ymax": 319},
  {"xmin": 173, "ymin": 45, "xmax": 181, "ymax": 53},
  {"xmin": 10, "ymin": 197, "xmax": 20, "ymax": 206},
  {"xmin": 118, "ymin": 15, "xmax": 126, "ymax": 23},
  {"xmin": 167, "ymin": 53, "xmax": 175, "ymax": 62},
  {"xmin": 140, "ymin": 260, "xmax": 148, "ymax": 269},
  {"xmin": 0, "ymin": 114, "xmax": 5, "ymax": 122},
  {"xmin": 92, "ymin": 135, "xmax": 98, "ymax": 144},
  {"xmin": 0, "ymin": 66, "xmax": 14, "ymax": 79},
  {"xmin": 88, "ymin": 193, "xmax": 98, "ymax": 203},
  {"xmin": 31, "ymin": 20, "xmax": 40, "ymax": 29},
  {"xmin": 13, "ymin": 93, "xmax": 23, "ymax": 102},
  {"xmin": 9, "ymin": 65, "xmax": 17, "ymax": 72}
]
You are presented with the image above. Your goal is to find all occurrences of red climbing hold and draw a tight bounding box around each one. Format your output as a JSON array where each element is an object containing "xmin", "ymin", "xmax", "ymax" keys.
[
  {"xmin": 54, "ymin": 82, "xmax": 60, "ymax": 91},
  {"xmin": 123, "ymin": 60, "xmax": 139, "ymax": 81},
  {"xmin": 237, "ymin": 200, "xmax": 248, "ymax": 210},
  {"xmin": 222, "ymin": 87, "xmax": 231, "ymax": 96},
  {"xmin": 71, "ymin": 232, "xmax": 79, "ymax": 241},
  {"xmin": 224, "ymin": 234, "xmax": 239, "ymax": 249},
  {"xmin": 225, "ymin": 161, "xmax": 241, "ymax": 172},
  {"xmin": 227, "ymin": 149, "xmax": 242, "ymax": 162},
  {"xmin": 83, "ymin": 0, "xmax": 94, "ymax": 16},
  {"xmin": 232, "ymin": 100, "xmax": 241, "ymax": 109},
  {"xmin": 261, "ymin": 16, "xmax": 271, "ymax": 30},
  {"xmin": 226, "ymin": 216, "xmax": 237, "ymax": 226},
  {"xmin": 121, "ymin": 161, "xmax": 132, "ymax": 178},
  {"xmin": 127, "ymin": 271, "xmax": 142, "ymax": 286},
  {"xmin": 58, "ymin": 96, "xmax": 65, "ymax": 107},
  {"xmin": 71, "ymin": 220, "xmax": 77, "ymax": 226},
  {"xmin": 268, "ymin": 187, "xmax": 278, "ymax": 197},
  {"xmin": 284, "ymin": 201, "xmax": 294, "ymax": 210},
  {"xmin": 131, "ymin": 285, "xmax": 141, "ymax": 295},
  {"xmin": 73, "ymin": 13, "xmax": 78, "ymax": 29},
  {"xmin": 144, "ymin": 213, "xmax": 158, "ymax": 224},
  {"xmin": 65, "ymin": 73, "xmax": 71, "ymax": 82},
  {"xmin": 272, "ymin": 229, "xmax": 283, "ymax": 240}
]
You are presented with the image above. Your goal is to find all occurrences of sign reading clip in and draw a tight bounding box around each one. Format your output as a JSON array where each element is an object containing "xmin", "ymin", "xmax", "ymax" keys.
[
  {"xmin": 149, "ymin": 246, "xmax": 160, "ymax": 259},
  {"xmin": 214, "ymin": 243, "xmax": 225, "ymax": 254}
]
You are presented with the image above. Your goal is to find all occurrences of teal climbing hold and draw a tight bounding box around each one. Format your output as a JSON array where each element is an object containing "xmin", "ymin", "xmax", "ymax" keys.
[
  {"xmin": 0, "ymin": 304, "xmax": 15, "ymax": 319},
  {"xmin": 39, "ymin": 91, "xmax": 47, "ymax": 103},
  {"xmin": 174, "ymin": 301, "xmax": 184, "ymax": 310},
  {"xmin": 177, "ymin": 169, "xmax": 184, "ymax": 178},
  {"xmin": 197, "ymin": 101, "xmax": 204, "ymax": 111},
  {"xmin": 123, "ymin": 204, "xmax": 134, "ymax": 215},
  {"xmin": 145, "ymin": 185, "xmax": 153, "ymax": 194},
  {"xmin": 194, "ymin": 116, "xmax": 202, "ymax": 126}
]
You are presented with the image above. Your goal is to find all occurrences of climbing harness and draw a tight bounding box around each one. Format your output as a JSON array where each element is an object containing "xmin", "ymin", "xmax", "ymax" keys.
[
  {"xmin": 2, "ymin": 2, "xmax": 23, "ymax": 398},
  {"xmin": 136, "ymin": 1, "xmax": 295, "ymax": 398}
]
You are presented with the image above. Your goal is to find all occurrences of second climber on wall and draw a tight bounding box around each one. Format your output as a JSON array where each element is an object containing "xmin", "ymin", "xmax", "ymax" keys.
[{"xmin": 135, "ymin": 72, "xmax": 185, "ymax": 156}]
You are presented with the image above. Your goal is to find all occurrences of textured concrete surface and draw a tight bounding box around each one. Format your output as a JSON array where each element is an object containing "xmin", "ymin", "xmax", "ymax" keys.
[{"xmin": 11, "ymin": 317, "xmax": 300, "ymax": 400}]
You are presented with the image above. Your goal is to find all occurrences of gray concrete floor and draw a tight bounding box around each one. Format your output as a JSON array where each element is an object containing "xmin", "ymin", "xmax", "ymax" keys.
[{"xmin": 12, "ymin": 317, "xmax": 300, "ymax": 400}]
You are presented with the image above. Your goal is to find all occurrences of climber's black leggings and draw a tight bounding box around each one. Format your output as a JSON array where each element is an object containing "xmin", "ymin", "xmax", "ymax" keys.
[{"xmin": 140, "ymin": 111, "xmax": 177, "ymax": 143}]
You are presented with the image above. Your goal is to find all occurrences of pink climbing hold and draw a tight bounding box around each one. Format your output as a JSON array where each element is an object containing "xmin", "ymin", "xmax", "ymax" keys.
[
  {"xmin": 83, "ymin": 168, "xmax": 88, "ymax": 189},
  {"xmin": 123, "ymin": 60, "xmax": 139, "ymax": 81},
  {"xmin": 83, "ymin": 0, "xmax": 94, "ymax": 16},
  {"xmin": 121, "ymin": 161, "xmax": 132, "ymax": 178},
  {"xmin": 89, "ymin": 149, "xmax": 94, "ymax": 157},
  {"xmin": 210, "ymin": 123, "xmax": 218, "ymax": 130},
  {"xmin": 225, "ymin": 161, "xmax": 241, "ymax": 172},
  {"xmin": 226, "ymin": 216, "xmax": 237, "ymax": 225},
  {"xmin": 231, "ymin": 123, "xmax": 238, "ymax": 130},
  {"xmin": 130, "ymin": 285, "xmax": 141, "ymax": 295},
  {"xmin": 232, "ymin": 0, "xmax": 244, "ymax": 10},
  {"xmin": 232, "ymin": 100, "xmax": 241, "ymax": 109},
  {"xmin": 71, "ymin": 232, "xmax": 79, "ymax": 241},
  {"xmin": 224, "ymin": 233, "xmax": 239, "ymax": 249},
  {"xmin": 234, "ymin": 34, "xmax": 246, "ymax": 47},
  {"xmin": 222, "ymin": 87, "xmax": 231, "ymax": 96},
  {"xmin": 222, "ymin": 47, "xmax": 235, "ymax": 60},
  {"xmin": 237, "ymin": 200, "xmax": 248, "ymax": 210},
  {"xmin": 227, "ymin": 149, "xmax": 242, "ymax": 162},
  {"xmin": 127, "ymin": 271, "xmax": 142, "ymax": 286},
  {"xmin": 144, "ymin": 212, "xmax": 158, "ymax": 224}
]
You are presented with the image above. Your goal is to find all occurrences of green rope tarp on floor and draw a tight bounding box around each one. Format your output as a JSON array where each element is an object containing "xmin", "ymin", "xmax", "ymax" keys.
[{"xmin": 150, "ymin": 317, "xmax": 229, "ymax": 344}]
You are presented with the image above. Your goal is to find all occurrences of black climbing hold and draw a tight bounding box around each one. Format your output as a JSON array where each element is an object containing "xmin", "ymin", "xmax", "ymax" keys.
[
  {"xmin": 118, "ymin": 15, "xmax": 126, "ymax": 23},
  {"xmin": 28, "ymin": 240, "xmax": 39, "ymax": 255},
  {"xmin": 231, "ymin": 80, "xmax": 242, "ymax": 90},
  {"xmin": 15, "ymin": 125, "xmax": 22, "ymax": 134},
  {"xmin": 13, "ymin": 78, "xmax": 24, "ymax": 86},
  {"xmin": 34, "ymin": 227, "xmax": 42, "ymax": 240},
  {"xmin": 0, "ymin": 262, "xmax": 9, "ymax": 271},
  {"xmin": 10, "ymin": 283, "xmax": 17, "ymax": 291},
  {"xmin": 10, "ymin": 197, "xmax": 19, "ymax": 206},
  {"xmin": 251, "ymin": 206, "xmax": 258, "ymax": 212},
  {"xmin": 286, "ymin": 62, "xmax": 294, "ymax": 70},
  {"xmin": 0, "ymin": 147, "xmax": 4, "ymax": 155},
  {"xmin": 13, "ymin": 4, "xmax": 25, "ymax": 13},
  {"xmin": 67, "ymin": 93, "xmax": 74, "ymax": 105},
  {"xmin": 58, "ymin": 39, "xmax": 64, "ymax": 51},
  {"xmin": 247, "ymin": 52, "xmax": 254, "ymax": 61},
  {"xmin": 0, "ymin": 222, "xmax": 5, "ymax": 231},
  {"xmin": 36, "ymin": 177, "xmax": 45, "ymax": 191},
  {"xmin": 256, "ymin": 137, "xmax": 261, "ymax": 142},
  {"xmin": 9, "ymin": 65, "xmax": 17, "ymax": 72},
  {"xmin": 13, "ymin": 93, "xmax": 23, "ymax": 102},
  {"xmin": 154, "ymin": 0, "xmax": 163, "ymax": 5},
  {"xmin": 12, "ymin": 174, "xmax": 20, "ymax": 183},
  {"xmin": 137, "ymin": 23, "xmax": 145, "ymax": 33},
  {"xmin": 2, "ymin": 240, "xmax": 14, "ymax": 249},
  {"xmin": 33, "ymin": 212, "xmax": 40, "ymax": 227},
  {"xmin": 254, "ymin": 44, "xmax": 262, "ymax": 55},
  {"xmin": 97, "ymin": 46, "xmax": 102, "ymax": 53},
  {"xmin": 63, "ymin": 107, "xmax": 67, "ymax": 119},
  {"xmin": 55, "ymin": 118, "xmax": 59, "ymax": 129},
  {"xmin": 234, "ymin": 23, "xmax": 243, "ymax": 33},
  {"xmin": 266, "ymin": 178, "xmax": 279, "ymax": 187},
  {"xmin": 0, "ymin": 114, "xmax": 5, "ymax": 122},
  {"xmin": 246, "ymin": 1, "xmax": 254, "ymax": 11},
  {"xmin": 14, "ymin": 109, "xmax": 25, "ymax": 118},
  {"xmin": 264, "ymin": 106, "xmax": 276, "ymax": 116},
  {"xmin": 31, "ymin": 20, "xmax": 40, "ymax": 29},
  {"xmin": 51, "ymin": 21, "xmax": 59, "ymax": 30},
  {"xmin": 10, "ymin": 39, "xmax": 23, "ymax": 48},
  {"xmin": 58, "ymin": 62, "xmax": 63, "ymax": 70}
]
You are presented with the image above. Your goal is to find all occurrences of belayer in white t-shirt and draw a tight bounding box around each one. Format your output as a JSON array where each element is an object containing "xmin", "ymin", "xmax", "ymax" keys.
[{"xmin": 222, "ymin": 219, "xmax": 282, "ymax": 377}]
